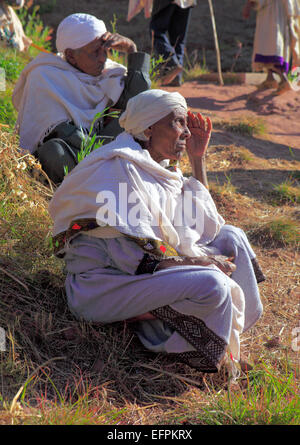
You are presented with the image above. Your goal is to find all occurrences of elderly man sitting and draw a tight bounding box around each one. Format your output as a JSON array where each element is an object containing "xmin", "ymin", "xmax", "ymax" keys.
[{"xmin": 12, "ymin": 13, "xmax": 151, "ymax": 184}]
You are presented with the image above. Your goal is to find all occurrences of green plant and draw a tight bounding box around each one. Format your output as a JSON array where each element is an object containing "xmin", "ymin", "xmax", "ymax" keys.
[
  {"xmin": 183, "ymin": 48, "xmax": 209, "ymax": 81},
  {"xmin": 200, "ymin": 364, "xmax": 300, "ymax": 425},
  {"xmin": 215, "ymin": 117, "xmax": 267, "ymax": 137},
  {"xmin": 0, "ymin": 52, "xmax": 24, "ymax": 82},
  {"xmin": 78, "ymin": 109, "xmax": 120, "ymax": 160},
  {"xmin": 149, "ymin": 53, "xmax": 166, "ymax": 85},
  {"xmin": 0, "ymin": 91, "xmax": 18, "ymax": 127},
  {"xmin": 63, "ymin": 108, "xmax": 120, "ymax": 175},
  {"xmin": 248, "ymin": 218, "xmax": 300, "ymax": 247},
  {"xmin": 17, "ymin": 5, "xmax": 53, "ymax": 52},
  {"xmin": 107, "ymin": 14, "xmax": 126, "ymax": 65},
  {"xmin": 272, "ymin": 181, "xmax": 300, "ymax": 205},
  {"xmin": 183, "ymin": 63, "xmax": 210, "ymax": 82}
]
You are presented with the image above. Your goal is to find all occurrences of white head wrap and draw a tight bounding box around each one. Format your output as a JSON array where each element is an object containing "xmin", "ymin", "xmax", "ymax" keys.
[
  {"xmin": 56, "ymin": 13, "xmax": 107, "ymax": 53},
  {"xmin": 119, "ymin": 89, "xmax": 188, "ymax": 140}
]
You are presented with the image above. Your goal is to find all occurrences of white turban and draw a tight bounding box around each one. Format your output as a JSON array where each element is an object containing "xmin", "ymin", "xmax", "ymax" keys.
[
  {"xmin": 56, "ymin": 13, "xmax": 107, "ymax": 53},
  {"xmin": 119, "ymin": 89, "xmax": 188, "ymax": 140}
]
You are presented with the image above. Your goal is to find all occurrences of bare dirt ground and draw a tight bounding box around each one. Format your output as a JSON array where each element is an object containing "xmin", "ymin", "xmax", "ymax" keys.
[{"xmin": 164, "ymin": 81, "xmax": 300, "ymax": 152}]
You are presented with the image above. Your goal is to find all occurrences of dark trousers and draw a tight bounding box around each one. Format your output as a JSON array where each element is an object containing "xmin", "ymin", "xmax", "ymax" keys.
[{"xmin": 150, "ymin": 4, "xmax": 192, "ymax": 70}]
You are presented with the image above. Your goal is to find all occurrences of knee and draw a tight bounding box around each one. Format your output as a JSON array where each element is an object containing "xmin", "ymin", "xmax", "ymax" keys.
[
  {"xmin": 222, "ymin": 225, "xmax": 245, "ymax": 241},
  {"xmin": 35, "ymin": 139, "xmax": 77, "ymax": 184},
  {"xmin": 217, "ymin": 225, "xmax": 246, "ymax": 254},
  {"xmin": 202, "ymin": 270, "xmax": 231, "ymax": 308}
]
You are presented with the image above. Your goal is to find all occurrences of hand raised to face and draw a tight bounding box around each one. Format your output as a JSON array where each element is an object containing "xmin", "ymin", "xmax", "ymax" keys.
[
  {"xmin": 186, "ymin": 111, "xmax": 212, "ymax": 160},
  {"xmin": 100, "ymin": 31, "xmax": 137, "ymax": 54}
]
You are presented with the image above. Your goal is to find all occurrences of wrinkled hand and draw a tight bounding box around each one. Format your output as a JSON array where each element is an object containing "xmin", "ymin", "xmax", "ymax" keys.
[
  {"xmin": 156, "ymin": 254, "xmax": 236, "ymax": 276},
  {"xmin": 194, "ymin": 255, "xmax": 236, "ymax": 276},
  {"xmin": 186, "ymin": 111, "xmax": 212, "ymax": 161},
  {"xmin": 101, "ymin": 31, "xmax": 137, "ymax": 53}
]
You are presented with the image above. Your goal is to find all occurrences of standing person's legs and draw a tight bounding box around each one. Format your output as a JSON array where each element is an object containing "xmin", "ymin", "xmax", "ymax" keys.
[
  {"xmin": 150, "ymin": 4, "xmax": 183, "ymax": 85},
  {"xmin": 150, "ymin": 4, "xmax": 177, "ymax": 64},
  {"xmin": 168, "ymin": 5, "xmax": 192, "ymax": 84}
]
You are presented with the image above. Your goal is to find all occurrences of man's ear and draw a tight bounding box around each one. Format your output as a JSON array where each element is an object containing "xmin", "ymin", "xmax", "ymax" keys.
[
  {"xmin": 65, "ymin": 48, "xmax": 76, "ymax": 66},
  {"xmin": 144, "ymin": 127, "xmax": 152, "ymax": 139}
]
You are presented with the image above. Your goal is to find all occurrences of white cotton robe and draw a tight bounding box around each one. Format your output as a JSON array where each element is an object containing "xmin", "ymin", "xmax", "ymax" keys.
[{"xmin": 49, "ymin": 132, "xmax": 263, "ymax": 363}]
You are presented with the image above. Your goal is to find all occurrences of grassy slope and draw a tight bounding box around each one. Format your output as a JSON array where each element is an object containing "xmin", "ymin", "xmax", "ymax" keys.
[{"xmin": 0, "ymin": 5, "xmax": 299, "ymax": 425}]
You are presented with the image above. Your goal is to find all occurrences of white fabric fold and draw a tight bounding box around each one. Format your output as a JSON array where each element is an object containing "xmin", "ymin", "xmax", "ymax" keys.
[
  {"xmin": 49, "ymin": 132, "xmax": 225, "ymax": 257},
  {"xmin": 12, "ymin": 53, "xmax": 126, "ymax": 153}
]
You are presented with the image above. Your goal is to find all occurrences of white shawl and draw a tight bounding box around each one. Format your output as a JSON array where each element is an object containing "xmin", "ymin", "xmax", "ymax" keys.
[
  {"xmin": 12, "ymin": 53, "xmax": 127, "ymax": 153},
  {"xmin": 49, "ymin": 132, "xmax": 224, "ymax": 257}
]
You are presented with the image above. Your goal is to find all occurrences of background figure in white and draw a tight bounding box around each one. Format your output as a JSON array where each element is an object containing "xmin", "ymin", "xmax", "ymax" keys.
[
  {"xmin": 243, "ymin": 0, "xmax": 300, "ymax": 95},
  {"xmin": 0, "ymin": 0, "xmax": 31, "ymax": 51}
]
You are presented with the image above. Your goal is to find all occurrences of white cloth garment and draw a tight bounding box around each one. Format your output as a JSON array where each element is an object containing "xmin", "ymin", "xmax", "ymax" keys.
[
  {"xmin": 49, "ymin": 131, "xmax": 225, "ymax": 257},
  {"xmin": 56, "ymin": 13, "xmax": 107, "ymax": 53},
  {"xmin": 48, "ymin": 88, "xmax": 263, "ymax": 365},
  {"xmin": 49, "ymin": 132, "xmax": 248, "ymax": 362},
  {"xmin": 119, "ymin": 89, "xmax": 187, "ymax": 140},
  {"xmin": 12, "ymin": 53, "xmax": 126, "ymax": 153}
]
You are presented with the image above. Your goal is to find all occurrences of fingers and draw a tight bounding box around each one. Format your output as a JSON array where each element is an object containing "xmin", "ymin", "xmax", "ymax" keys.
[
  {"xmin": 101, "ymin": 32, "xmax": 136, "ymax": 53},
  {"xmin": 206, "ymin": 255, "xmax": 236, "ymax": 275},
  {"xmin": 188, "ymin": 110, "xmax": 212, "ymax": 132},
  {"xmin": 206, "ymin": 116, "xmax": 212, "ymax": 133},
  {"xmin": 101, "ymin": 33, "xmax": 120, "ymax": 50},
  {"xmin": 213, "ymin": 260, "xmax": 236, "ymax": 275}
]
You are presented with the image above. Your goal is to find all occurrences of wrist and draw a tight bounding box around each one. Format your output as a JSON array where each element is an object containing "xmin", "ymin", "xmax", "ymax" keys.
[
  {"xmin": 127, "ymin": 43, "xmax": 137, "ymax": 54},
  {"xmin": 189, "ymin": 155, "xmax": 206, "ymax": 167}
]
